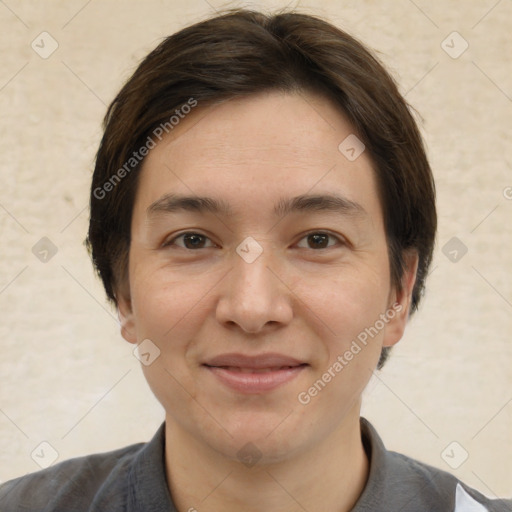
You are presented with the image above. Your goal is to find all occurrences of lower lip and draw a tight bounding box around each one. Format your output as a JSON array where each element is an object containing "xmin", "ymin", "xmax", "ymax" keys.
[{"xmin": 204, "ymin": 365, "xmax": 307, "ymax": 394}]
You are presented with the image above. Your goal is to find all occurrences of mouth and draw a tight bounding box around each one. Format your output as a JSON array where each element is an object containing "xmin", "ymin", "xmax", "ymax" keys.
[
  {"xmin": 205, "ymin": 365, "xmax": 305, "ymax": 373},
  {"xmin": 202, "ymin": 353, "xmax": 308, "ymax": 393}
]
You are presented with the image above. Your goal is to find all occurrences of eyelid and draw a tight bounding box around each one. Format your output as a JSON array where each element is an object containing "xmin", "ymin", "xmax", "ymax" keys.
[
  {"xmin": 162, "ymin": 230, "xmax": 348, "ymax": 250},
  {"xmin": 162, "ymin": 231, "xmax": 216, "ymax": 248},
  {"xmin": 294, "ymin": 230, "xmax": 347, "ymax": 249}
]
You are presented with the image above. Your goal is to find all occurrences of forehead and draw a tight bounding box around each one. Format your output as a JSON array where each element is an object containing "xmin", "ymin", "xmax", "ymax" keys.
[{"xmin": 134, "ymin": 91, "xmax": 382, "ymax": 225}]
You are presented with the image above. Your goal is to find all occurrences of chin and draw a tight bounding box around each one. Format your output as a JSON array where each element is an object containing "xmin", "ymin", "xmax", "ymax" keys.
[{"xmin": 207, "ymin": 411, "xmax": 310, "ymax": 465}]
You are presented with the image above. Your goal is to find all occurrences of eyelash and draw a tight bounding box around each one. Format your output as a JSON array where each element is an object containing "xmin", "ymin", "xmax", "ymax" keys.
[{"xmin": 163, "ymin": 231, "xmax": 345, "ymax": 250}]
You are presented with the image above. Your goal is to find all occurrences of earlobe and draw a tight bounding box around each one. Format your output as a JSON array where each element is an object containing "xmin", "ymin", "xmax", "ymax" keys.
[
  {"xmin": 117, "ymin": 292, "xmax": 137, "ymax": 345},
  {"xmin": 382, "ymin": 250, "xmax": 419, "ymax": 348}
]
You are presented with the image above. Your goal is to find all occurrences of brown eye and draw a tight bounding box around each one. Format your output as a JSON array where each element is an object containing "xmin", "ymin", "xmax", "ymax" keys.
[
  {"xmin": 167, "ymin": 232, "xmax": 214, "ymax": 249},
  {"xmin": 296, "ymin": 232, "xmax": 340, "ymax": 249}
]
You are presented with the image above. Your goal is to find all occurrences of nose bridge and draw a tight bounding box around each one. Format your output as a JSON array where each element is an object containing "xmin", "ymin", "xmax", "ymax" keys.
[
  {"xmin": 233, "ymin": 249, "xmax": 273, "ymax": 296},
  {"xmin": 215, "ymin": 239, "xmax": 292, "ymax": 332},
  {"xmin": 232, "ymin": 235, "xmax": 276, "ymax": 291}
]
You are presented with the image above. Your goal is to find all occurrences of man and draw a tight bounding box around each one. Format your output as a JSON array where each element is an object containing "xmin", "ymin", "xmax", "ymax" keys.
[{"xmin": 1, "ymin": 8, "xmax": 510, "ymax": 512}]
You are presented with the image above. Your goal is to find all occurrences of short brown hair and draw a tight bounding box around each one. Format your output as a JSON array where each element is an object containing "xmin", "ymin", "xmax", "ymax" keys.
[{"xmin": 86, "ymin": 9, "xmax": 436, "ymax": 368}]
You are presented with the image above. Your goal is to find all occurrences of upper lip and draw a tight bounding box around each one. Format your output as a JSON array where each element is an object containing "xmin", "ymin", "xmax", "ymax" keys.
[{"xmin": 203, "ymin": 353, "xmax": 307, "ymax": 369}]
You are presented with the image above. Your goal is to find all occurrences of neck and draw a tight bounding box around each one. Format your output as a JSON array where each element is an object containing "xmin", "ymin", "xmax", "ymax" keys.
[{"xmin": 164, "ymin": 405, "xmax": 369, "ymax": 512}]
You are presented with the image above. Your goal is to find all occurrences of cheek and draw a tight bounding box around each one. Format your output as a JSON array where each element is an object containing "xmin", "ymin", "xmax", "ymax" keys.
[
  {"xmin": 291, "ymin": 262, "xmax": 390, "ymax": 412},
  {"xmin": 129, "ymin": 259, "xmax": 215, "ymax": 341},
  {"xmin": 294, "ymin": 274, "xmax": 387, "ymax": 420},
  {"xmin": 129, "ymin": 267, "xmax": 213, "ymax": 415},
  {"xmin": 293, "ymin": 261, "xmax": 391, "ymax": 343}
]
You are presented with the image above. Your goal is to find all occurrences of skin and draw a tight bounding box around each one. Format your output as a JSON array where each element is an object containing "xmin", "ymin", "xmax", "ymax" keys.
[{"xmin": 118, "ymin": 90, "xmax": 418, "ymax": 512}]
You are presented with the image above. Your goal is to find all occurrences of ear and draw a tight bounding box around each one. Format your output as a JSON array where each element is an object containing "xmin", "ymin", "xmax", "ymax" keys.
[
  {"xmin": 117, "ymin": 287, "xmax": 137, "ymax": 345},
  {"xmin": 382, "ymin": 250, "xmax": 419, "ymax": 348}
]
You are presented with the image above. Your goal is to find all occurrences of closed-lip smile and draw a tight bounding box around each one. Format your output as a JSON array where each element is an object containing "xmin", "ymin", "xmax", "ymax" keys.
[{"xmin": 203, "ymin": 353, "xmax": 308, "ymax": 393}]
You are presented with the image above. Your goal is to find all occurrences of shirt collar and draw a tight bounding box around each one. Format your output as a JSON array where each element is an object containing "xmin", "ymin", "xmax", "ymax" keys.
[
  {"xmin": 126, "ymin": 417, "xmax": 389, "ymax": 512},
  {"xmin": 350, "ymin": 416, "xmax": 390, "ymax": 511},
  {"xmin": 127, "ymin": 423, "xmax": 177, "ymax": 512}
]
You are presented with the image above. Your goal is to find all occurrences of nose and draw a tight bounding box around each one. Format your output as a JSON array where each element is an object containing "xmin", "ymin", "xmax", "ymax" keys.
[{"xmin": 215, "ymin": 248, "xmax": 293, "ymax": 334}]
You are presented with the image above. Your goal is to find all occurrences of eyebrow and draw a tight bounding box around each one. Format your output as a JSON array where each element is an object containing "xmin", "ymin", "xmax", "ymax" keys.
[
  {"xmin": 147, "ymin": 193, "xmax": 366, "ymax": 219},
  {"xmin": 147, "ymin": 194, "xmax": 234, "ymax": 216},
  {"xmin": 274, "ymin": 193, "xmax": 366, "ymax": 218}
]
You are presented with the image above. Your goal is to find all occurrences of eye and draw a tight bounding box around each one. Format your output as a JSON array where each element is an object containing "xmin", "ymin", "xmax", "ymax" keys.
[
  {"xmin": 296, "ymin": 232, "xmax": 343, "ymax": 250},
  {"xmin": 165, "ymin": 232, "xmax": 216, "ymax": 250}
]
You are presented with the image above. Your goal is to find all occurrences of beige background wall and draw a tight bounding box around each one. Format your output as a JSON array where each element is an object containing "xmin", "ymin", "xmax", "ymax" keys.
[{"xmin": 0, "ymin": 0, "xmax": 511, "ymax": 499}]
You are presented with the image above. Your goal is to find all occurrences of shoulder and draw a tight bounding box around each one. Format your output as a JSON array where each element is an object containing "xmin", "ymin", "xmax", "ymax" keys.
[
  {"xmin": 358, "ymin": 418, "xmax": 512, "ymax": 512},
  {"xmin": 0, "ymin": 442, "xmax": 145, "ymax": 512},
  {"xmin": 388, "ymin": 449, "xmax": 511, "ymax": 511}
]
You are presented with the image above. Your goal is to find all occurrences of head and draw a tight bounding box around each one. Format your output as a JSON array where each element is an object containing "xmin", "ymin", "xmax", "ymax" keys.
[{"xmin": 86, "ymin": 9, "xmax": 436, "ymax": 462}]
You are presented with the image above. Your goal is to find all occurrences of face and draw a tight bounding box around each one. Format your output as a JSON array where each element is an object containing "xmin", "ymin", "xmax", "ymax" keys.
[{"xmin": 118, "ymin": 91, "xmax": 416, "ymax": 463}]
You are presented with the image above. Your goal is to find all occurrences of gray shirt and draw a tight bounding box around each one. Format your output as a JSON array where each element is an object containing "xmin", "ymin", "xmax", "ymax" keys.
[{"xmin": 0, "ymin": 418, "xmax": 510, "ymax": 511}]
